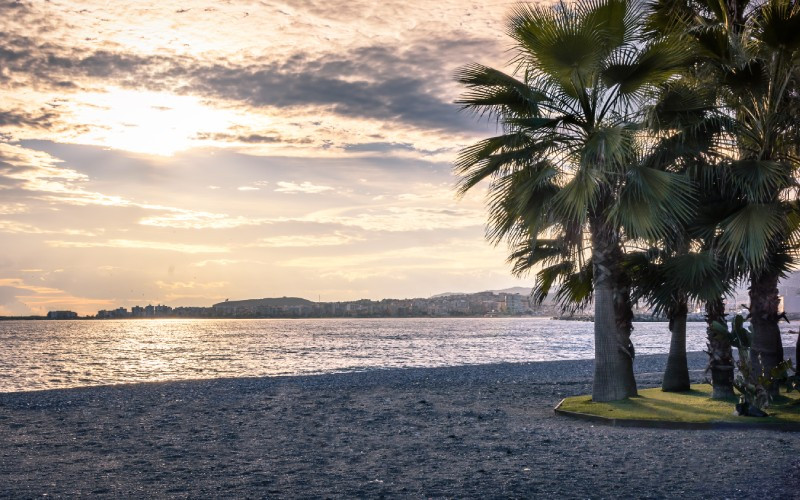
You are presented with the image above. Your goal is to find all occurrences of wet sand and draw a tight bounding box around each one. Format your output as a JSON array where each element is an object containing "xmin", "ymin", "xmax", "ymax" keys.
[{"xmin": 2, "ymin": 352, "xmax": 799, "ymax": 498}]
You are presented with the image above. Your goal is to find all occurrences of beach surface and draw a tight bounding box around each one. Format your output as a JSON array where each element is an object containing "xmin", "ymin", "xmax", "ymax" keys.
[{"xmin": 2, "ymin": 352, "xmax": 799, "ymax": 498}]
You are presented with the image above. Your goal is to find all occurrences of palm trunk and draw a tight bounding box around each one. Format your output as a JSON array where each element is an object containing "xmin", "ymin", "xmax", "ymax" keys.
[
  {"xmin": 590, "ymin": 216, "xmax": 637, "ymax": 402},
  {"xmin": 749, "ymin": 271, "xmax": 784, "ymax": 396},
  {"xmin": 663, "ymin": 297, "xmax": 690, "ymax": 392},
  {"xmin": 706, "ymin": 297, "xmax": 735, "ymax": 399}
]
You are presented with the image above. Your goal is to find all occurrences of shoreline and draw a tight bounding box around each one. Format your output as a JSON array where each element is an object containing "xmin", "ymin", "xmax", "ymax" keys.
[
  {"xmin": 2, "ymin": 348, "xmax": 795, "ymax": 397},
  {"xmin": 3, "ymin": 352, "xmax": 799, "ymax": 497},
  {"xmin": 0, "ymin": 351, "xmax": 705, "ymax": 397}
]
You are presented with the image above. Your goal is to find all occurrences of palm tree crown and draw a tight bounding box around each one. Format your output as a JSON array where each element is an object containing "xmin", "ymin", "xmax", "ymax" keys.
[{"xmin": 456, "ymin": 0, "xmax": 692, "ymax": 401}]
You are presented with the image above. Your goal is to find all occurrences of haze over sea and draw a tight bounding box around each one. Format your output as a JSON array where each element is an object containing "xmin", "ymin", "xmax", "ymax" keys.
[{"xmin": 2, "ymin": 318, "xmax": 796, "ymax": 393}]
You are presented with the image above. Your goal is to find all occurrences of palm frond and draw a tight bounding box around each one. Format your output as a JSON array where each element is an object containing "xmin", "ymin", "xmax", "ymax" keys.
[
  {"xmin": 531, "ymin": 261, "xmax": 575, "ymax": 305},
  {"xmin": 454, "ymin": 133, "xmax": 542, "ymax": 195},
  {"xmin": 719, "ymin": 203, "xmax": 787, "ymax": 268},
  {"xmin": 508, "ymin": 237, "xmax": 571, "ymax": 276},
  {"xmin": 553, "ymin": 261, "xmax": 594, "ymax": 313},
  {"xmin": 507, "ymin": 2, "xmax": 607, "ymax": 98},
  {"xmin": 663, "ymin": 251, "xmax": 731, "ymax": 301},
  {"xmin": 644, "ymin": 0, "xmax": 698, "ymax": 37},
  {"xmin": 602, "ymin": 36, "xmax": 690, "ymax": 98},
  {"xmin": 754, "ymin": 0, "xmax": 800, "ymax": 53},
  {"xmin": 612, "ymin": 165, "xmax": 695, "ymax": 241},
  {"xmin": 551, "ymin": 167, "xmax": 603, "ymax": 227},
  {"xmin": 485, "ymin": 165, "xmax": 561, "ymax": 244},
  {"xmin": 455, "ymin": 64, "xmax": 547, "ymax": 118},
  {"xmin": 727, "ymin": 158, "xmax": 793, "ymax": 201},
  {"xmin": 688, "ymin": 199, "xmax": 742, "ymax": 240},
  {"xmin": 721, "ymin": 59, "xmax": 768, "ymax": 96},
  {"xmin": 645, "ymin": 79, "xmax": 718, "ymax": 131},
  {"xmin": 581, "ymin": 0, "xmax": 635, "ymax": 51},
  {"xmin": 581, "ymin": 125, "xmax": 635, "ymax": 172}
]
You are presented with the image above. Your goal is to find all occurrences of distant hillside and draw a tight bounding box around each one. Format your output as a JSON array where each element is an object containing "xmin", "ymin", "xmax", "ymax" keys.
[
  {"xmin": 491, "ymin": 287, "xmax": 533, "ymax": 296},
  {"xmin": 431, "ymin": 287, "xmax": 533, "ymax": 298},
  {"xmin": 213, "ymin": 297, "xmax": 315, "ymax": 308}
]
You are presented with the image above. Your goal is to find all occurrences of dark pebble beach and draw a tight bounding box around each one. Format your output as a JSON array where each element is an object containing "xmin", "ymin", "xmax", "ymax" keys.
[{"xmin": 2, "ymin": 352, "xmax": 799, "ymax": 498}]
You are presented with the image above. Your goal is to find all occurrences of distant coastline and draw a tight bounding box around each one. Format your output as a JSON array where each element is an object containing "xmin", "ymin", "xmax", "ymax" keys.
[
  {"xmin": 0, "ymin": 313, "xmax": 710, "ymax": 322},
  {"xmin": 36, "ymin": 290, "xmax": 562, "ymax": 321},
  {"xmin": 1, "ymin": 313, "xmax": 555, "ymax": 321},
  {"xmin": 19, "ymin": 287, "xmax": 770, "ymax": 322}
]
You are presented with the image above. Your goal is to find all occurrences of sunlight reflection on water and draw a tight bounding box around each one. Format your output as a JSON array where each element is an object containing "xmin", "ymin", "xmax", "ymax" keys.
[{"xmin": 0, "ymin": 317, "xmax": 796, "ymax": 392}]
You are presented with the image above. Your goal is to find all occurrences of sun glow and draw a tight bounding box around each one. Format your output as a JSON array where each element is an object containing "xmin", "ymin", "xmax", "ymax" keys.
[{"xmin": 70, "ymin": 88, "xmax": 240, "ymax": 156}]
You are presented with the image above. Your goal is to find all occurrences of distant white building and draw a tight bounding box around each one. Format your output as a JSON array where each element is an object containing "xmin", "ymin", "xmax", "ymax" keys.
[
  {"xmin": 779, "ymin": 271, "xmax": 800, "ymax": 314},
  {"xmin": 728, "ymin": 271, "xmax": 800, "ymax": 315},
  {"xmin": 47, "ymin": 310, "xmax": 77, "ymax": 319}
]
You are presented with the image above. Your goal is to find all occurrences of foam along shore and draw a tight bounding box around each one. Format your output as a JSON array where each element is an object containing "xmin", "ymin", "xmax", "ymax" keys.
[{"xmin": 2, "ymin": 352, "xmax": 799, "ymax": 497}]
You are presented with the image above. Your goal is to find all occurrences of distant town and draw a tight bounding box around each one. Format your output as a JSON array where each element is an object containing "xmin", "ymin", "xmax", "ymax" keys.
[
  {"xmin": 45, "ymin": 290, "xmax": 555, "ymax": 320},
  {"xmin": 26, "ymin": 272, "xmax": 800, "ymax": 321}
]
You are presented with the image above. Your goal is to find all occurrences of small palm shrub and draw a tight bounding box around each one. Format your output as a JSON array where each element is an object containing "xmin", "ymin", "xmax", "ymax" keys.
[{"xmin": 711, "ymin": 315, "xmax": 791, "ymax": 416}]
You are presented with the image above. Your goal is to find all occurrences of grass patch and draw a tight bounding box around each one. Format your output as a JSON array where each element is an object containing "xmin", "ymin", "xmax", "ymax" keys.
[{"xmin": 558, "ymin": 384, "xmax": 800, "ymax": 425}]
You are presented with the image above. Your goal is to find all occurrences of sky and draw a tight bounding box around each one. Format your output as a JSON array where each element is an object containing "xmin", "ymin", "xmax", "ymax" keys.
[{"xmin": 0, "ymin": 0, "xmax": 538, "ymax": 316}]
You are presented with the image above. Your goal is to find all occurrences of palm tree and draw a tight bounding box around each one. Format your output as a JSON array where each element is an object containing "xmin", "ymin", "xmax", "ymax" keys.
[
  {"xmin": 455, "ymin": 0, "xmax": 691, "ymax": 401},
  {"xmin": 648, "ymin": 0, "xmax": 800, "ymax": 394},
  {"xmin": 725, "ymin": 0, "xmax": 800, "ymax": 390},
  {"xmin": 635, "ymin": 77, "xmax": 741, "ymax": 395},
  {"xmin": 689, "ymin": 0, "xmax": 799, "ymax": 388},
  {"xmin": 643, "ymin": 0, "xmax": 743, "ymax": 399}
]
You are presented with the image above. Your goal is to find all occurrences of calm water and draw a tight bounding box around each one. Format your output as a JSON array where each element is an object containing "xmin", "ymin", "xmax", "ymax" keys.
[{"xmin": 1, "ymin": 318, "xmax": 797, "ymax": 393}]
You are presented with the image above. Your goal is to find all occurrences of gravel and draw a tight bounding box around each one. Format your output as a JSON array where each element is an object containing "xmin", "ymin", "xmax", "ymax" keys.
[{"xmin": 1, "ymin": 352, "xmax": 798, "ymax": 498}]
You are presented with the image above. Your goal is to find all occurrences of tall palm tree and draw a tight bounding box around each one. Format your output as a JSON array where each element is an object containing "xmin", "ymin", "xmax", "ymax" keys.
[
  {"xmin": 725, "ymin": 0, "xmax": 800, "ymax": 390},
  {"xmin": 635, "ymin": 77, "xmax": 741, "ymax": 395},
  {"xmin": 690, "ymin": 0, "xmax": 800, "ymax": 387},
  {"xmin": 649, "ymin": 0, "xmax": 800, "ymax": 393},
  {"xmin": 455, "ymin": 0, "xmax": 691, "ymax": 401},
  {"xmin": 644, "ymin": 0, "xmax": 743, "ymax": 399}
]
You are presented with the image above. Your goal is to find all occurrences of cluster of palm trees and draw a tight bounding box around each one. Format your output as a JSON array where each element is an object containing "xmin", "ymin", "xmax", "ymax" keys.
[{"xmin": 456, "ymin": 0, "xmax": 800, "ymax": 401}]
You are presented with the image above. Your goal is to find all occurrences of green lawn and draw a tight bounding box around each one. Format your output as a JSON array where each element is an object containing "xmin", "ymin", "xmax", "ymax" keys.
[{"xmin": 557, "ymin": 384, "xmax": 800, "ymax": 425}]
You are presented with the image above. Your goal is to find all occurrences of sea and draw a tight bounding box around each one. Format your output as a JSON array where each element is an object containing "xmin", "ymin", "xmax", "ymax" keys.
[{"xmin": 1, "ymin": 317, "xmax": 797, "ymax": 393}]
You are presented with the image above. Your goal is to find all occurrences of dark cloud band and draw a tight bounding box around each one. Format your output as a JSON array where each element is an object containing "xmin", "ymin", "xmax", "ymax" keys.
[{"xmin": 0, "ymin": 33, "xmax": 495, "ymax": 133}]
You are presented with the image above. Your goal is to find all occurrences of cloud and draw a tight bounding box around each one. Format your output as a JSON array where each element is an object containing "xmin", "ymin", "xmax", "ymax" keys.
[
  {"xmin": 138, "ymin": 210, "xmax": 271, "ymax": 229},
  {"xmin": 275, "ymin": 181, "xmax": 334, "ymax": 194},
  {"xmin": 0, "ymin": 109, "xmax": 59, "ymax": 129},
  {"xmin": 397, "ymin": 193, "xmax": 422, "ymax": 201},
  {"xmin": 0, "ymin": 220, "xmax": 43, "ymax": 234},
  {"xmin": 0, "ymin": 145, "xmax": 272, "ymax": 237},
  {"xmin": 276, "ymin": 238, "xmax": 511, "ymax": 281},
  {"xmin": 155, "ymin": 280, "xmax": 228, "ymax": 290},
  {"xmin": 0, "ymin": 1, "xmax": 526, "ymax": 310},
  {"xmin": 253, "ymin": 232, "xmax": 362, "ymax": 247},
  {"xmin": 1, "ymin": 143, "xmax": 277, "ymax": 229},
  {"xmin": 0, "ymin": 142, "xmax": 133, "ymax": 207},
  {"xmin": 46, "ymin": 239, "xmax": 230, "ymax": 254},
  {"xmin": 0, "ymin": 203, "xmax": 28, "ymax": 214},
  {"xmin": 299, "ymin": 206, "xmax": 485, "ymax": 232},
  {"xmin": 188, "ymin": 61, "xmax": 473, "ymax": 131},
  {"xmin": 190, "ymin": 259, "xmax": 259, "ymax": 267},
  {"xmin": 0, "ymin": 30, "xmax": 496, "ymax": 134},
  {"xmin": 0, "ymin": 278, "xmax": 114, "ymax": 316},
  {"xmin": 0, "ymin": 1, "xmax": 511, "ymax": 163},
  {"xmin": 195, "ymin": 132, "xmax": 312, "ymax": 145},
  {"xmin": 344, "ymin": 142, "xmax": 417, "ymax": 153},
  {"xmin": 0, "ymin": 220, "xmax": 97, "ymax": 236},
  {"xmin": 0, "ymin": 285, "xmax": 35, "ymax": 315}
]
